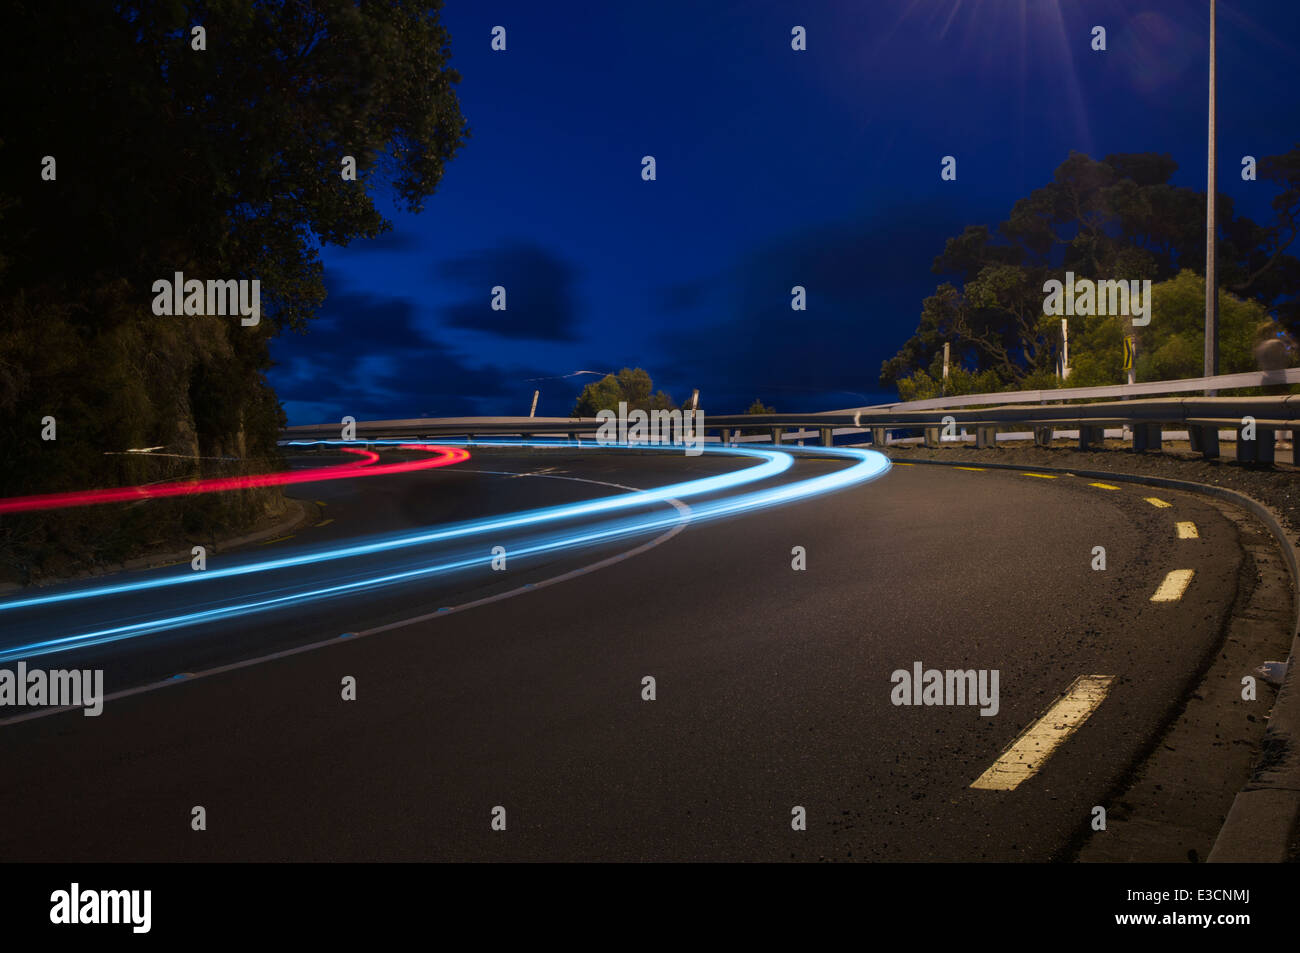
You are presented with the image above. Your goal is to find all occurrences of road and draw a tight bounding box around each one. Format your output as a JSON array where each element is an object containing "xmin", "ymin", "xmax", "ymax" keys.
[{"xmin": 0, "ymin": 443, "xmax": 1248, "ymax": 860}]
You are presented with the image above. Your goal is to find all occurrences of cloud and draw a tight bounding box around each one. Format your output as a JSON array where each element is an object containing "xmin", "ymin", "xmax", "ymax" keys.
[
  {"xmin": 659, "ymin": 200, "xmax": 973, "ymax": 412},
  {"xmin": 435, "ymin": 241, "xmax": 580, "ymax": 341},
  {"xmin": 658, "ymin": 277, "xmax": 712, "ymax": 313},
  {"xmin": 268, "ymin": 277, "xmax": 546, "ymax": 423}
]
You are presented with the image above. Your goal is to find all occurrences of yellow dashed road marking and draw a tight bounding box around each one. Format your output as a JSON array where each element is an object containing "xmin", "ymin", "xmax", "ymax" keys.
[
  {"xmin": 1088, "ymin": 482, "xmax": 1120, "ymax": 490},
  {"xmin": 954, "ymin": 466, "xmax": 986, "ymax": 471},
  {"xmin": 1176, "ymin": 521, "xmax": 1198, "ymax": 539},
  {"xmin": 1020, "ymin": 472, "xmax": 1057, "ymax": 479},
  {"xmin": 971, "ymin": 675, "xmax": 1116, "ymax": 791},
  {"xmin": 1144, "ymin": 497, "xmax": 1172, "ymax": 508},
  {"xmin": 892, "ymin": 461, "xmax": 914, "ymax": 466},
  {"xmin": 259, "ymin": 535, "xmax": 295, "ymax": 546},
  {"xmin": 316, "ymin": 518, "xmax": 334, "ymax": 528},
  {"xmin": 1151, "ymin": 569, "xmax": 1194, "ymax": 602}
]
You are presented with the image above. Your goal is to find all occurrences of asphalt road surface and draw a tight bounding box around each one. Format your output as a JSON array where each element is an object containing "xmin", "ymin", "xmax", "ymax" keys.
[{"xmin": 0, "ymin": 444, "xmax": 1247, "ymax": 861}]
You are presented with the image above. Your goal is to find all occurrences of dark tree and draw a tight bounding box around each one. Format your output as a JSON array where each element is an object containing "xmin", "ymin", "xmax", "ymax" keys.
[
  {"xmin": 0, "ymin": 1, "xmax": 467, "ymax": 578},
  {"xmin": 880, "ymin": 150, "xmax": 1300, "ymax": 392},
  {"xmin": 572, "ymin": 368, "xmax": 677, "ymax": 416}
]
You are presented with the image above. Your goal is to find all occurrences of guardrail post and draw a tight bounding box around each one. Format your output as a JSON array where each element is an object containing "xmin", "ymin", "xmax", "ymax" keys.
[
  {"xmin": 1189, "ymin": 424, "xmax": 1220, "ymax": 458},
  {"xmin": 819, "ymin": 427, "xmax": 834, "ymax": 447},
  {"xmin": 872, "ymin": 427, "xmax": 888, "ymax": 447},
  {"xmin": 1131, "ymin": 423, "xmax": 1162, "ymax": 452},
  {"xmin": 1077, "ymin": 425, "xmax": 1100, "ymax": 450},
  {"xmin": 1236, "ymin": 428, "xmax": 1274, "ymax": 465},
  {"xmin": 923, "ymin": 426, "xmax": 941, "ymax": 448},
  {"xmin": 1236, "ymin": 428, "xmax": 1256, "ymax": 463},
  {"xmin": 771, "ymin": 427, "xmax": 784, "ymax": 445},
  {"xmin": 975, "ymin": 426, "xmax": 996, "ymax": 449},
  {"xmin": 717, "ymin": 428, "xmax": 731, "ymax": 446},
  {"xmin": 1033, "ymin": 426, "xmax": 1053, "ymax": 447}
]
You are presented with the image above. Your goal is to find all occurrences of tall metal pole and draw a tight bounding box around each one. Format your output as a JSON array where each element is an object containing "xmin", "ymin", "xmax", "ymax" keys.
[
  {"xmin": 1060, "ymin": 318, "xmax": 1069, "ymax": 380},
  {"xmin": 1205, "ymin": 0, "xmax": 1219, "ymax": 392}
]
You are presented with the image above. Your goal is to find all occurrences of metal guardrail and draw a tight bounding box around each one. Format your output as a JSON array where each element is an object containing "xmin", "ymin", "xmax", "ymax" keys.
[
  {"xmin": 282, "ymin": 392, "xmax": 1297, "ymax": 463},
  {"xmin": 284, "ymin": 416, "xmax": 619, "ymax": 439},
  {"xmin": 705, "ymin": 396, "xmax": 1300, "ymax": 430},
  {"xmin": 840, "ymin": 366, "xmax": 1300, "ymax": 414},
  {"xmin": 281, "ymin": 367, "xmax": 1300, "ymax": 442}
]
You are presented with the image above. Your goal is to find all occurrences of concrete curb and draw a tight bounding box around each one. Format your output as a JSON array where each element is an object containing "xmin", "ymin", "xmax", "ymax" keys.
[
  {"xmin": 890, "ymin": 454, "xmax": 1300, "ymax": 863},
  {"xmin": 125, "ymin": 496, "xmax": 317, "ymax": 568}
]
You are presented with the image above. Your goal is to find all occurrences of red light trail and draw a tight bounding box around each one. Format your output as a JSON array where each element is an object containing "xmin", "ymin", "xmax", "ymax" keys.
[{"xmin": 0, "ymin": 444, "xmax": 469, "ymax": 515}]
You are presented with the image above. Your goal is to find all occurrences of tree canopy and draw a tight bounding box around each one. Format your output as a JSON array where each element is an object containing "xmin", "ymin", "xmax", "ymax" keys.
[
  {"xmin": 572, "ymin": 368, "xmax": 678, "ymax": 416},
  {"xmin": 881, "ymin": 150, "xmax": 1300, "ymax": 396}
]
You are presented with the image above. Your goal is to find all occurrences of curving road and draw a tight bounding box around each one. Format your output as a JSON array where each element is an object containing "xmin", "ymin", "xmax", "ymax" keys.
[{"xmin": 0, "ymin": 442, "xmax": 1251, "ymax": 860}]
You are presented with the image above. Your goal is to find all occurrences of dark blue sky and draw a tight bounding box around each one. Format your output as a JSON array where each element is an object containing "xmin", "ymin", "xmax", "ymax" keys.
[{"xmin": 269, "ymin": 0, "xmax": 1300, "ymax": 423}]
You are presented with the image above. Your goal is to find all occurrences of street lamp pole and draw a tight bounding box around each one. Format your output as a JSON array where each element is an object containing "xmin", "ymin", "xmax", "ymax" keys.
[{"xmin": 1205, "ymin": 0, "xmax": 1219, "ymax": 393}]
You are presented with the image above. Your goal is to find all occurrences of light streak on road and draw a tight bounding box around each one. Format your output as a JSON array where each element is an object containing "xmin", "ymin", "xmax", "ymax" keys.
[
  {"xmin": 0, "ymin": 444, "xmax": 468, "ymax": 514},
  {"xmin": 0, "ymin": 443, "xmax": 889, "ymax": 660},
  {"xmin": 0, "ymin": 440, "xmax": 789, "ymax": 614}
]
